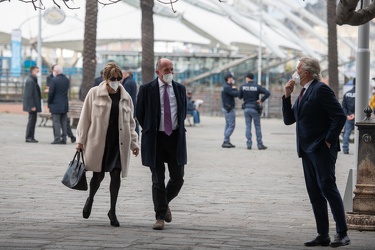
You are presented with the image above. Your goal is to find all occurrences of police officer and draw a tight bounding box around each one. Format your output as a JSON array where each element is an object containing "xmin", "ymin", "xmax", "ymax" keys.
[
  {"xmin": 238, "ymin": 73, "xmax": 270, "ymax": 150},
  {"xmin": 221, "ymin": 73, "xmax": 238, "ymax": 148},
  {"xmin": 341, "ymin": 78, "xmax": 356, "ymax": 154}
]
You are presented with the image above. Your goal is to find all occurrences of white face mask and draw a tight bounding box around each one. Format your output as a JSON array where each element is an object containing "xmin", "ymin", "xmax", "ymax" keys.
[
  {"xmin": 292, "ymin": 71, "xmax": 301, "ymax": 85},
  {"xmin": 109, "ymin": 81, "xmax": 119, "ymax": 91},
  {"xmin": 163, "ymin": 73, "xmax": 173, "ymax": 84}
]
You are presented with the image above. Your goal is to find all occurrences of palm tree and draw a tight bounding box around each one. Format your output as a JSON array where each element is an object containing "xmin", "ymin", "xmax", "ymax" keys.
[
  {"xmin": 327, "ymin": 0, "xmax": 339, "ymax": 95},
  {"xmin": 80, "ymin": 1, "xmax": 98, "ymax": 100},
  {"xmin": 140, "ymin": 0, "xmax": 155, "ymax": 83}
]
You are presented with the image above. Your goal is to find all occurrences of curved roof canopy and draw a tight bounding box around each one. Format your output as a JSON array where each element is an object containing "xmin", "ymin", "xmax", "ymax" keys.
[{"xmin": 0, "ymin": 0, "xmax": 355, "ymax": 62}]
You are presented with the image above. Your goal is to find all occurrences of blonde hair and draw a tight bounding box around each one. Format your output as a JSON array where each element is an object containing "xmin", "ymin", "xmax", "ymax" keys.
[{"xmin": 103, "ymin": 62, "xmax": 123, "ymax": 80}]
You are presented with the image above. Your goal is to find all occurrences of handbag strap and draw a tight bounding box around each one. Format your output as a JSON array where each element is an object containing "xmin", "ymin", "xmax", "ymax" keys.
[
  {"xmin": 72, "ymin": 151, "xmax": 79, "ymax": 162},
  {"xmin": 79, "ymin": 150, "xmax": 86, "ymax": 166}
]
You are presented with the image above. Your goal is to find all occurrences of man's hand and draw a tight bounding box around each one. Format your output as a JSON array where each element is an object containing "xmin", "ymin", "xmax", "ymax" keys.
[
  {"xmin": 347, "ymin": 114, "xmax": 355, "ymax": 121},
  {"xmin": 284, "ymin": 80, "xmax": 295, "ymax": 98},
  {"xmin": 325, "ymin": 141, "xmax": 331, "ymax": 149},
  {"xmin": 31, "ymin": 107, "xmax": 36, "ymax": 112}
]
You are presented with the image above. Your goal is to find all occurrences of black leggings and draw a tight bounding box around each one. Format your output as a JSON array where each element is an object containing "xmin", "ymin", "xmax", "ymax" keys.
[{"xmin": 88, "ymin": 168, "xmax": 121, "ymax": 212}]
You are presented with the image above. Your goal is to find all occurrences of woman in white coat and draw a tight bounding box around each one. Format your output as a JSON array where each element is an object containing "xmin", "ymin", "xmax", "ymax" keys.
[{"xmin": 76, "ymin": 62, "xmax": 139, "ymax": 227}]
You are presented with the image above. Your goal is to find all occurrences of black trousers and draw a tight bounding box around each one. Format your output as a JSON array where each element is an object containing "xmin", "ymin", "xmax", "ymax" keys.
[
  {"xmin": 150, "ymin": 130, "xmax": 184, "ymax": 220},
  {"xmin": 301, "ymin": 143, "xmax": 348, "ymax": 236},
  {"xmin": 67, "ymin": 117, "xmax": 74, "ymax": 138},
  {"xmin": 26, "ymin": 111, "xmax": 37, "ymax": 139}
]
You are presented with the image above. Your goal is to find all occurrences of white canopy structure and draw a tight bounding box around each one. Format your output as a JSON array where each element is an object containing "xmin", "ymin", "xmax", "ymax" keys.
[{"xmin": 0, "ymin": 0, "xmax": 360, "ymax": 74}]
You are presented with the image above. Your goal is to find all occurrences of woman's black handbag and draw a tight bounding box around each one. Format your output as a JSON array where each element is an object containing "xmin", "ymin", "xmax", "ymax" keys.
[{"xmin": 61, "ymin": 151, "xmax": 88, "ymax": 191}]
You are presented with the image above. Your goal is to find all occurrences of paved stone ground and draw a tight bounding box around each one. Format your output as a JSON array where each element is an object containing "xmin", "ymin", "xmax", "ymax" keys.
[{"xmin": 0, "ymin": 107, "xmax": 374, "ymax": 249}]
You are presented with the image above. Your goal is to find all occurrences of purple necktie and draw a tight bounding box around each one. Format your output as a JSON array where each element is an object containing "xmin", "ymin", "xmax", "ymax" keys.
[
  {"xmin": 298, "ymin": 88, "xmax": 306, "ymax": 105},
  {"xmin": 164, "ymin": 84, "xmax": 172, "ymax": 136}
]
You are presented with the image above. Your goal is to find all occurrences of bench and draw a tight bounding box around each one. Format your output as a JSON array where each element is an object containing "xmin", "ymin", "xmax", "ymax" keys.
[{"xmin": 38, "ymin": 100, "xmax": 83, "ymax": 127}]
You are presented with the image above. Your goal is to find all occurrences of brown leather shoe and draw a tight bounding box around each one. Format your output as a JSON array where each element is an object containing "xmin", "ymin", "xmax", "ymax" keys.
[
  {"xmin": 152, "ymin": 219, "xmax": 165, "ymax": 230},
  {"xmin": 165, "ymin": 207, "xmax": 172, "ymax": 223}
]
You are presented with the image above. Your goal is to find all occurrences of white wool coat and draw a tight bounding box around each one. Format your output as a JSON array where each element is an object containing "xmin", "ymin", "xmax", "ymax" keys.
[{"xmin": 76, "ymin": 82, "xmax": 139, "ymax": 178}]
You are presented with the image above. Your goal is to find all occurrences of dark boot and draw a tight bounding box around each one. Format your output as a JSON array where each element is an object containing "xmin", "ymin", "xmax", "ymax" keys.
[
  {"xmin": 107, "ymin": 210, "xmax": 120, "ymax": 227},
  {"xmin": 82, "ymin": 197, "xmax": 93, "ymax": 219}
]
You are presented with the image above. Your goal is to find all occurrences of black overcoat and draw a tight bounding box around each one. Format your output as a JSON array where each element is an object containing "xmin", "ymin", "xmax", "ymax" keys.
[{"xmin": 136, "ymin": 78, "xmax": 187, "ymax": 168}]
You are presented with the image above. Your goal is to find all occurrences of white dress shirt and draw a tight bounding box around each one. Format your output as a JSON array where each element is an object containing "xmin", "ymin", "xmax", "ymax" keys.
[{"xmin": 158, "ymin": 79, "xmax": 178, "ymax": 131}]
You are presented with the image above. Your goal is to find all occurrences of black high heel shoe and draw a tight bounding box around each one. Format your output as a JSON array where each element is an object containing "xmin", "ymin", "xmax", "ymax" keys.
[
  {"xmin": 107, "ymin": 210, "xmax": 120, "ymax": 227},
  {"xmin": 82, "ymin": 198, "xmax": 93, "ymax": 219}
]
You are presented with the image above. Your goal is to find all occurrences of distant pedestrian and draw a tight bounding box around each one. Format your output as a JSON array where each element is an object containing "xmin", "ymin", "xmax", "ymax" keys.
[
  {"xmin": 341, "ymin": 78, "xmax": 355, "ymax": 154},
  {"xmin": 76, "ymin": 62, "xmax": 139, "ymax": 227},
  {"xmin": 22, "ymin": 66, "xmax": 41, "ymax": 143},
  {"xmin": 221, "ymin": 73, "xmax": 238, "ymax": 148},
  {"xmin": 48, "ymin": 65, "xmax": 70, "ymax": 144},
  {"xmin": 136, "ymin": 58, "xmax": 187, "ymax": 230},
  {"xmin": 122, "ymin": 70, "xmax": 139, "ymax": 136},
  {"xmin": 46, "ymin": 64, "xmax": 56, "ymax": 88},
  {"xmin": 187, "ymin": 91, "xmax": 200, "ymax": 126},
  {"xmin": 238, "ymin": 73, "xmax": 270, "ymax": 150},
  {"xmin": 46, "ymin": 64, "xmax": 76, "ymax": 143},
  {"xmin": 369, "ymin": 78, "xmax": 375, "ymax": 114},
  {"xmin": 93, "ymin": 70, "xmax": 104, "ymax": 87},
  {"xmin": 282, "ymin": 57, "xmax": 350, "ymax": 247}
]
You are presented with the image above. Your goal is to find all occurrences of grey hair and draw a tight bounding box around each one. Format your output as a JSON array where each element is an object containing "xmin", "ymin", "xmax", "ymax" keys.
[
  {"xmin": 299, "ymin": 57, "xmax": 322, "ymax": 81},
  {"xmin": 156, "ymin": 58, "xmax": 172, "ymax": 70},
  {"xmin": 156, "ymin": 59, "xmax": 162, "ymax": 70},
  {"xmin": 53, "ymin": 65, "xmax": 63, "ymax": 74}
]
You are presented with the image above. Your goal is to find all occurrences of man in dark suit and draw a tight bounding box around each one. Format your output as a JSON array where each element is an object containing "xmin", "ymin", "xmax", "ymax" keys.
[
  {"xmin": 136, "ymin": 58, "xmax": 187, "ymax": 230},
  {"xmin": 46, "ymin": 64, "xmax": 76, "ymax": 143},
  {"xmin": 282, "ymin": 57, "xmax": 350, "ymax": 247},
  {"xmin": 22, "ymin": 66, "xmax": 41, "ymax": 143},
  {"xmin": 48, "ymin": 65, "xmax": 70, "ymax": 144}
]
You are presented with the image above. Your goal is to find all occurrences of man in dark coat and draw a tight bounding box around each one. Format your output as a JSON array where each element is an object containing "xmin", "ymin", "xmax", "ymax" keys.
[
  {"xmin": 122, "ymin": 70, "xmax": 139, "ymax": 136},
  {"xmin": 221, "ymin": 73, "xmax": 238, "ymax": 148},
  {"xmin": 46, "ymin": 64, "xmax": 76, "ymax": 143},
  {"xmin": 136, "ymin": 58, "xmax": 187, "ymax": 230},
  {"xmin": 282, "ymin": 57, "xmax": 350, "ymax": 247},
  {"xmin": 46, "ymin": 64, "xmax": 56, "ymax": 88},
  {"xmin": 48, "ymin": 65, "xmax": 70, "ymax": 144},
  {"xmin": 22, "ymin": 66, "xmax": 41, "ymax": 143},
  {"xmin": 93, "ymin": 70, "xmax": 104, "ymax": 87}
]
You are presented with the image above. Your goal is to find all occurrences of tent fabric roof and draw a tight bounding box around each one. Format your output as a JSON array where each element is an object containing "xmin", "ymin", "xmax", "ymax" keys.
[{"xmin": 0, "ymin": 0, "xmax": 318, "ymax": 57}]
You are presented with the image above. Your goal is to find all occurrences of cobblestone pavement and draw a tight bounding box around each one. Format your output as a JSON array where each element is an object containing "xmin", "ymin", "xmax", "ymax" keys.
[{"xmin": 0, "ymin": 109, "xmax": 374, "ymax": 249}]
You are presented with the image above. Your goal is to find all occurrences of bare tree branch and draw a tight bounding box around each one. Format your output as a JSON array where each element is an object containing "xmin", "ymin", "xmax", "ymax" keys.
[
  {"xmin": 2, "ymin": 0, "xmax": 125, "ymax": 10},
  {"xmin": 97, "ymin": 0, "xmax": 122, "ymax": 6}
]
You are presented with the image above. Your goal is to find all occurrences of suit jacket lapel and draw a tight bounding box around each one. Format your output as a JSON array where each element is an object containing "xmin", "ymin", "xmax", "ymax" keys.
[
  {"xmin": 150, "ymin": 79, "xmax": 161, "ymax": 127},
  {"xmin": 298, "ymin": 80, "xmax": 317, "ymax": 113}
]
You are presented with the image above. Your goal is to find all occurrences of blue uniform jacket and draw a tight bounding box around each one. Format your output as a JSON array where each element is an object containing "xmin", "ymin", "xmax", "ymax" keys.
[{"xmin": 238, "ymin": 81, "xmax": 270, "ymax": 109}]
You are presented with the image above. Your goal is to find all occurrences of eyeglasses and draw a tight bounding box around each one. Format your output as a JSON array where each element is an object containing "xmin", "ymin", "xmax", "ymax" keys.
[{"xmin": 109, "ymin": 76, "xmax": 122, "ymax": 81}]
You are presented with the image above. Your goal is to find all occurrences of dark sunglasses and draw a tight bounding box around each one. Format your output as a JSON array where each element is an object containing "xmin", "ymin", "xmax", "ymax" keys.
[{"xmin": 109, "ymin": 76, "xmax": 122, "ymax": 81}]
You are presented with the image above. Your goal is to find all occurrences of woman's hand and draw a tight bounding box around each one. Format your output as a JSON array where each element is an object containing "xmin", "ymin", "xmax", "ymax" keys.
[
  {"xmin": 132, "ymin": 148, "xmax": 139, "ymax": 157},
  {"xmin": 76, "ymin": 143, "xmax": 84, "ymax": 152}
]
